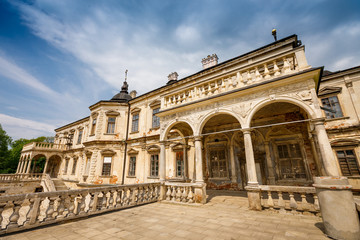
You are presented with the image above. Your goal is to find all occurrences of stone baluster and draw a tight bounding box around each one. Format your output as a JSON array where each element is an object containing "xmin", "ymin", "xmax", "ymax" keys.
[
  {"xmin": 88, "ymin": 192, "xmax": 98, "ymax": 212},
  {"xmin": 171, "ymin": 186, "xmax": 176, "ymax": 201},
  {"xmin": 283, "ymin": 57, "xmax": 291, "ymax": 73},
  {"xmin": 255, "ymin": 67, "xmax": 262, "ymax": 81},
  {"xmin": 289, "ymin": 193, "xmax": 297, "ymax": 212},
  {"xmin": 0, "ymin": 203, "xmax": 5, "ymax": 228},
  {"xmin": 67, "ymin": 195, "xmax": 76, "ymax": 217},
  {"xmin": 313, "ymin": 194, "xmax": 320, "ymax": 212},
  {"xmin": 264, "ymin": 64, "xmax": 270, "ymax": 79},
  {"xmin": 45, "ymin": 196, "xmax": 57, "ymax": 221},
  {"xmin": 130, "ymin": 188, "xmax": 136, "ymax": 205},
  {"xmin": 138, "ymin": 187, "xmax": 144, "ymax": 204},
  {"xmin": 7, "ymin": 200, "xmax": 22, "ymax": 230},
  {"xmin": 246, "ymin": 71, "xmax": 251, "ymax": 83},
  {"xmin": 236, "ymin": 72, "xmax": 241, "ymax": 87},
  {"xmin": 277, "ymin": 192, "xmax": 285, "ymax": 212},
  {"xmin": 143, "ymin": 186, "xmax": 149, "ymax": 202},
  {"xmin": 182, "ymin": 187, "xmax": 187, "ymax": 203},
  {"xmin": 267, "ymin": 191, "xmax": 274, "ymax": 210},
  {"xmin": 273, "ymin": 61, "xmax": 280, "ymax": 76},
  {"xmin": 56, "ymin": 195, "xmax": 66, "ymax": 218},
  {"xmin": 166, "ymin": 186, "xmax": 171, "ymax": 201},
  {"xmin": 78, "ymin": 192, "xmax": 87, "ymax": 214},
  {"xmin": 115, "ymin": 189, "xmax": 122, "ymax": 207},
  {"xmin": 187, "ymin": 187, "xmax": 194, "ymax": 203},
  {"xmin": 176, "ymin": 187, "xmax": 182, "ymax": 202},
  {"xmin": 300, "ymin": 193, "xmax": 309, "ymax": 212},
  {"xmin": 108, "ymin": 190, "xmax": 115, "ymax": 209},
  {"xmin": 101, "ymin": 191, "xmax": 108, "ymax": 210},
  {"xmin": 121, "ymin": 188, "xmax": 128, "ymax": 206}
]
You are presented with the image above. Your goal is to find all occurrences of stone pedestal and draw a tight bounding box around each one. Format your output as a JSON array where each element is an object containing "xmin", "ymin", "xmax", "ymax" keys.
[
  {"xmin": 194, "ymin": 183, "xmax": 207, "ymax": 204},
  {"xmin": 313, "ymin": 177, "xmax": 360, "ymax": 240},
  {"xmin": 245, "ymin": 185, "xmax": 261, "ymax": 211}
]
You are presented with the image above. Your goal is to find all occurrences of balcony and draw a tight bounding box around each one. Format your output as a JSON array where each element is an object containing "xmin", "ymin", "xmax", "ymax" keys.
[{"xmin": 22, "ymin": 142, "xmax": 67, "ymax": 153}]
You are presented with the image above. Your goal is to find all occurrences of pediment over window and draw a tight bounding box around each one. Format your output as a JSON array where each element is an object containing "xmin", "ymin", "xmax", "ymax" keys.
[
  {"xmin": 149, "ymin": 100, "xmax": 161, "ymax": 108},
  {"xmin": 127, "ymin": 148, "xmax": 139, "ymax": 155},
  {"xmin": 101, "ymin": 149, "xmax": 116, "ymax": 156},
  {"xmin": 131, "ymin": 107, "xmax": 141, "ymax": 114},
  {"xmin": 331, "ymin": 139, "xmax": 359, "ymax": 147},
  {"xmin": 318, "ymin": 86, "xmax": 342, "ymax": 96},
  {"xmin": 105, "ymin": 110, "xmax": 120, "ymax": 116},
  {"xmin": 146, "ymin": 145, "xmax": 160, "ymax": 153}
]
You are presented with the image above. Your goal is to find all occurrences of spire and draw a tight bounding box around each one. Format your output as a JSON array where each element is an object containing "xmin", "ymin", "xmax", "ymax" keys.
[
  {"xmin": 110, "ymin": 69, "xmax": 131, "ymax": 102},
  {"xmin": 121, "ymin": 69, "xmax": 129, "ymax": 94}
]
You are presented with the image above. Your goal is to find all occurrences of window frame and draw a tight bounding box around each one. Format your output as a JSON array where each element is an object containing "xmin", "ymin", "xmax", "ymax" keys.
[
  {"xmin": 102, "ymin": 156, "xmax": 112, "ymax": 176},
  {"xmin": 336, "ymin": 149, "xmax": 360, "ymax": 176},
  {"xmin": 150, "ymin": 154, "xmax": 159, "ymax": 177},
  {"xmin": 90, "ymin": 117, "xmax": 97, "ymax": 135},
  {"xmin": 152, "ymin": 107, "xmax": 160, "ymax": 129},
  {"xmin": 71, "ymin": 158, "xmax": 78, "ymax": 175},
  {"xmin": 128, "ymin": 156, "xmax": 137, "ymax": 176},
  {"xmin": 77, "ymin": 129, "xmax": 83, "ymax": 144},
  {"xmin": 131, "ymin": 113, "xmax": 139, "ymax": 132},
  {"xmin": 106, "ymin": 117, "xmax": 116, "ymax": 134},
  {"xmin": 321, "ymin": 95, "xmax": 344, "ymax": 119}
]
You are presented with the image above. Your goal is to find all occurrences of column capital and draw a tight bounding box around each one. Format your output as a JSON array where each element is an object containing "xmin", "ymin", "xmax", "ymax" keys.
[{"xmin": 194, "ymin": 136, "xmax": 203, "ymax": 141}]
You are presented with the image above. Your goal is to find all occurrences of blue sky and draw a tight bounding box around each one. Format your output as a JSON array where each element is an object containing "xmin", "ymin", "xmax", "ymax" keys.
[{"xmin": 0, "ymin": 0, "xmax": 359, "ymax": 140}]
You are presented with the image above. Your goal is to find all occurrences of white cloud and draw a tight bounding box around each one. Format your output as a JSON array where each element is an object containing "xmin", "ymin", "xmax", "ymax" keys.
[
  {"xmin": 0, "ymin": 113, "xmax": 55, "ymax": 139},
  {"xmin": 0, "ymin": 54, "xmax": 57, "ymax": 95}
]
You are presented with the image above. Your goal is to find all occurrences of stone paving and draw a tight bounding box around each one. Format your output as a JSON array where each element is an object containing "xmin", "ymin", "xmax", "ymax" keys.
[{"xmin": 0, "ymin": 190, "xmax": 329, "ymax": 240}]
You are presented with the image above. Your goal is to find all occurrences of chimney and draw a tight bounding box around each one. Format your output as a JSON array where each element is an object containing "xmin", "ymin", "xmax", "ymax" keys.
[
  {"xmin": 167, "ymin": 72, "xmax": 178, "ymax": 85},
  {"xmin": 202, "ymin": 54, "xmax": 218, "ymax": 69},
  {"xmin": 130, "ymin": 90, "xmax": 137, "ymax": 98}
]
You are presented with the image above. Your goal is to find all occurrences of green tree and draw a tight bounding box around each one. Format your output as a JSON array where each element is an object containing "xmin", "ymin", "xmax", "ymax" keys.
[{"xmin": 0, "ymin": 124, "xmax": 12, "ymax": 173}]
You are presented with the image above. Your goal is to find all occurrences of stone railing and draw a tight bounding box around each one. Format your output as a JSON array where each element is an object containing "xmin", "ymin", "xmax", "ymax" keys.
[
  {"xmin": 22, "ymin": 142, "xmax": 66, "ymax": 152},
  {"xmin": 162, "ymin": 53, "xmax": 299, "ymax": 110},
  {"xmin": 40, "ymin": 174, "xmax": 56, "ymax": 192},
  {"xmin": 259, "ymin": 185, "xmax": 320, "ymax": 214},
  {"xmin": 0, "ymin": 182, "xmax": 161, "ymax": 235},
  {"xmin": 0, "ymin": 174, "xmax": 43, "ymax": 183},
  {"xmin": 163, "ymin": 182, "xmax": 207, "ymax": 204}
]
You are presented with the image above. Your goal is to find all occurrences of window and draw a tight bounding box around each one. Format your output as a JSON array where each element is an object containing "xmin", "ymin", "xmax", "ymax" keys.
[
  {"xmin": 176, "ymin": 151, "xmax": 184, "ymax": 177},
  {"xmin": 77, "ymin": 130, "xmax": 83, "ymax": 144},
  {"xmin": 102, "ymin": 157, "xmax": 112, "ymax": 176},
  {"xmin": 85, "ymin": 157, "xmax": 90, "ymax": 175},
  {"xmin": 91, "ymin": 118, "xmax": 97, "ymax": 135},
  {"xmin": 132, "ymin": 114, "xmax": 139, "ymax": 132},
  {"xmin": 276, "ymin": 143, "xmax": 306, "ymax": 179},
  {"xmin": 64, "ymin": 159, "xmax": 69, "ymax": 175},
  {"xmin": 321, "ymin": 96, "xmax": 343, "ymax": 119},
  {"xmin": 107, "ymin": 117, "xmax": 116, "ymax": 134},
  {"xmin": 209, "ymin": 148, "xmax": 228, "ymax": 178},
  {"xmin": 336, "ymin": 150, "xmax": 360, "ymax": 176},
  {"xmin": 128, "ymin": 156, "xmax": 136, "ymax": 176},
  {"xmin": 152, "ymin": 108, "xmax": 160, "ymax": 128},
  {"xmin": 150, "ymin": 154, "xmax": 159, "ymax": 177},
  {"xmin": 71, "ymin": 158, "xmax": 77, "ymax": 175}
]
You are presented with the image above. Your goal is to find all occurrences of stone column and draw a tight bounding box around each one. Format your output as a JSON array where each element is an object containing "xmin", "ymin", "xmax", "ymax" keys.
[
  {"xmin": 313, "ymin": 119, "xmax": 340, "ymax": 176},
  {"xmin": 183, "ymin": 142, "xmax": 188, "ymax": 180},
  {"xmin": 16, "ymin": 159, "xmax": 23, "ymax": 173},
  {"xmin": 26, "ymin": 159, "xmax": 32, "ymax": 173},
  {"xmin": 264, "ymin": 141, "xmax": 275, "ymax": 184},
  {"xmin": 159, "ymin": 141, "xmax": 166, "ymax": 182},
  {"xmin": 243, "ymin": 130, "xmax": 258, "ymax": 186},
  {"xmin": 243, "ymin": 129, "xmax": 261, "ymax": 210},
  {"xmin": 194, "ymin": 136, "xmax": 204, "ymax": 183},
  {"xmin": 20, "ymin": 160, "xmax": 26, "ymax": 173},
  {"xmin": 229, "ymin": 143, "xmax": 237, "ymax": 183},
  {"xmin": 43, "ymin": 158, "xmax": 49, "ymax": 176}
]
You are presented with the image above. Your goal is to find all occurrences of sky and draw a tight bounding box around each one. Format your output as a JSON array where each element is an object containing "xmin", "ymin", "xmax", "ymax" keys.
[{"xmin": 0, "ymin": 0, "xmax": 359, "ymax": 140}]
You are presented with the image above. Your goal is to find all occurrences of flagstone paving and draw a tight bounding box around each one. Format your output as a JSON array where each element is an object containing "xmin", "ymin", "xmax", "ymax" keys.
[{"xmin": 0, "ymin": 190, "xmax": 329, "ymax": 240}]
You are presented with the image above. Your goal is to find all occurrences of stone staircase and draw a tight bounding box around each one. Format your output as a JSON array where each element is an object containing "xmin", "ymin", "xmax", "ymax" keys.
[{"xmin": 52, "ymin": 179, "xmax": 68, "ymax": 191}]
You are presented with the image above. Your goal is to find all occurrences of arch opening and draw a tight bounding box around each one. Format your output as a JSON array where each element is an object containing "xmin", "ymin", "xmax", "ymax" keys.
[{"xmin": 46, "ymin": 155, "xmax": 61, "ymax": 178}]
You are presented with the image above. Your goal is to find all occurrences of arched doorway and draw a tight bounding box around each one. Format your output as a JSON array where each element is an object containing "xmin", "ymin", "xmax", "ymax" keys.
[
  {"xmin": 200, "ymin": 113, "xmax": 242, "ymax": 190},
  {"xmin": 250, "ymin": 101, "xmax": 318, "ymax": 186},
  {"xmin": 46, "ymin": 155, "xmax": 61, "ymax": 178},
  {"xmin": 164, "ymin": 121, "xmax": 194, "ymax": 181}
]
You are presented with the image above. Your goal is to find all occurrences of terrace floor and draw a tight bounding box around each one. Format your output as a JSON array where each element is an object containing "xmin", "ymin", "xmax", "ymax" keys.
[{"xmin": 1, "ymin": 190, "xmax": 329, "ymax": 240}]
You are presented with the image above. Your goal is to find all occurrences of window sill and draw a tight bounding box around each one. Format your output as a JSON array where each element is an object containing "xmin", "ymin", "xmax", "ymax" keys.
[
  {"xmin": 325, "ymin": 116, "xmax": 349, "ymax": 122},
  {"xmin": 208, "ymin": 177, "xmax": 230, "ymax": 181},
  {"xmin": 89, "ymin": 134, "xmax": 95, "ymax": 137},
  {"xmin": 147, "ymin": 176, "xmax": 159, "ymax": 179},
  {"xmin": 150, "ymin": 127, "xmax": 160, "ymax": 131},
  {"xmin": 127, "ymin": 175, "xmax": 136, "ymax": 178},
  {"xmin": 100, "ymin": 175, "xmax": 112, "ymax": 178},
  {"xmin": 130, "ymin": 131, "xmax": 139, "ymax": 134},
  {"xmin": 103, "ymin": 133, "xmax": 116, "ymax": 135}
]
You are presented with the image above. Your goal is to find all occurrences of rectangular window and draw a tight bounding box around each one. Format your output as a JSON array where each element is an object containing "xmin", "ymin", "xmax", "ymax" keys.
[
  {"xmin": 150, "ymin": 154, "xmax": 159, "ymax": 177},
  {"xmin": 176, "ymin": 151, "xmax": 184, "ymax": 177},
  {"xmin": 102, "ymin": 157, "xmax": 112, "ymax": 176},
  {"xmin": 85, "ymin": 157, "xmax": 90, "ymax": 175},
  {"xmin": 64, "ymin": 159, "xmax": 69, "ymax": 175},
  {"xmin": 209, "ymin": 148, "xmax": 228, "ymax": 178},
  {"xmin": 152, "ymin": 108, "xmax": 160, "ymax": 128},
  {"xmin": 91, "ymin": 118, "xmax": 97, "ymax": 135},
  {"xmin": 276, "ymin": 143, "xmax": 306, "ymax": 179},
  {"xmin": 128, "ymin": 156, "xmax": 136, "ymax": 176},
  {"xmin": 336, "ymin": 150, "xmax": 360, "ymax": 176},
  {"xmin": 132, "ymin": 114, "xmax": 139, "ymax": 132},
  {"xmin": 107, "ymin": 117, "xmax": 116, "ymax": 134},
  {"xmin": 321, "ymin": 96, "xmax": 343, "ymax": 119},
  {"xmin": 77, "ymin": 130, "xmax": 83, "ymax": 144},
  {"xmin": 71, "ymin": 158, "xmax": 77, "ymax": 175}
]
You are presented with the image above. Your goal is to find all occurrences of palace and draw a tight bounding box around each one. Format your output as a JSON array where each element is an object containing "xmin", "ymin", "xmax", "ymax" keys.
[{"xmin": 15, "ymin": 34, "xmax": 360, "ymax": 196}]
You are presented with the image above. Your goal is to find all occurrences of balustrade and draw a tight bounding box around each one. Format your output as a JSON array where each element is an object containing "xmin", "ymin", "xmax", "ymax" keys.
[
  {"xmin": 0, "ymin": 174, "xmax": 43, "ymax": 182},
  {"xmin": 162, "ymin": 54, "xmax": 299, "ymax": 109},
  {"xmin": 163, "ymin": 182, "xmax": 205, "ymax": 205},
  {"xmin": 259, "ymin": 185, "xmax": 320, "ymax": 215},
  {"xmin": 0, "ymin": 182, "xmax": 161, "ymax": 235}
]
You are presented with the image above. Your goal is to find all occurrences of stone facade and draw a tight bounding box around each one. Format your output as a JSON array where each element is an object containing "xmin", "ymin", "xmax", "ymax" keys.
[{"xmin": 17, "ymin": 35, "xmax": 360, "ymax": 191}]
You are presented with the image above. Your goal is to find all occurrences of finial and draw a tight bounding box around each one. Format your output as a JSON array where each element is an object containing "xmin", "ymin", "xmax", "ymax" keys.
[
  {"xmin": 125, "ymin": 69, "xmax": 128, "ymax": 82},
  {"xmin": 272, "ymin": 28, "xmax": 277, "ymax": 41}
]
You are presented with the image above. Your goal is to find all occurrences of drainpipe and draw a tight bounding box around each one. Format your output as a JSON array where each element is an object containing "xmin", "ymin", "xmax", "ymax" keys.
[{"xmin": 121, "ymin": 102, "xmax": 131, "ymax": 185}]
